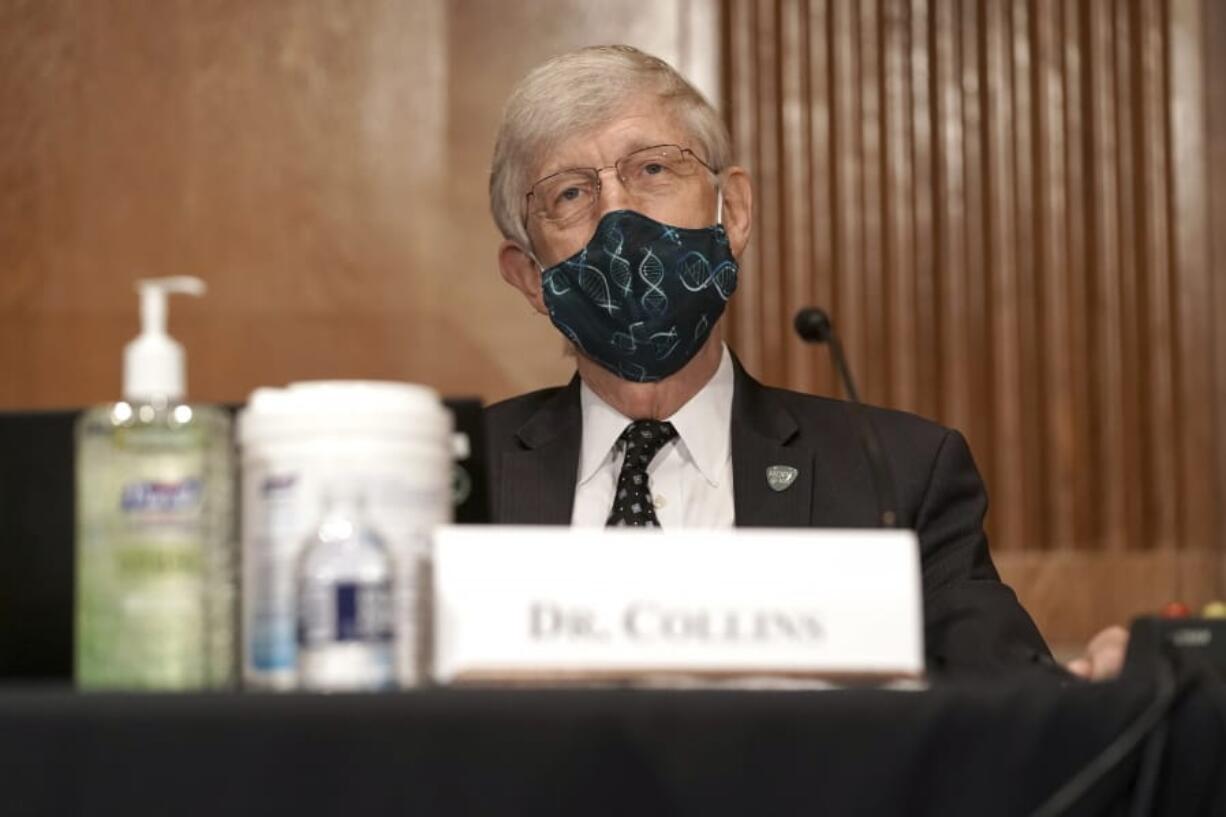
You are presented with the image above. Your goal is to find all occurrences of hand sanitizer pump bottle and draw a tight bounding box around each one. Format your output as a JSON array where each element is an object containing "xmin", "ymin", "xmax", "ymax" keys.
[{"xmin": 75, "ymin": 276, "xmax": 236, "ymax": 690}]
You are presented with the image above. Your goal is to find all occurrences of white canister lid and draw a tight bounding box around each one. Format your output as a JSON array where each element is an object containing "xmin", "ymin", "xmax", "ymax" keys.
[{"xmin": 238, "ymin": 380, "xmax": 453, "ymax": 447}]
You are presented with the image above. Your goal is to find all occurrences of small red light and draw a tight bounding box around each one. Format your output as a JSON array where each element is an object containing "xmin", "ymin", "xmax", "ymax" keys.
[{"xmin": 1160, "ymin": 601, "xmax": 1191, "ymax": 619}]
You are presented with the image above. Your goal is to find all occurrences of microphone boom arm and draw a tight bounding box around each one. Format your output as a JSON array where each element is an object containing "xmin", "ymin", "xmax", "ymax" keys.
[{"xmin": 794, "ymin": 307, "xmax": 898, "ymax": 528}]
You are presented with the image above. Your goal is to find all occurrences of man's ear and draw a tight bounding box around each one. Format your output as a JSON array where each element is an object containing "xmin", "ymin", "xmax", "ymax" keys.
[
  {"xmin": 498, "ymin": 240, "xmax": 549, "ymax": 315},
  {"xmin": 719, "ymin": 166, "xmax": 753, "ymax": 258}
]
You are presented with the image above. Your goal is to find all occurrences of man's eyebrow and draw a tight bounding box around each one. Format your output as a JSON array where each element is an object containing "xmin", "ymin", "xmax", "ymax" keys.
[
  {"xmin": 532, "ymin": 155, "xmax": 586, "ymax": 182},
  {"xmin": 621, "ymin": 137, "xmax": 668, "ymax": 154}
]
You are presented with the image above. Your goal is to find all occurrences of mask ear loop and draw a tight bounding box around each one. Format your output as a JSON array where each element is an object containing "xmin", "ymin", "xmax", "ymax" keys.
[
  {"xmin": 522, "ymin": 232, "xmax": 545, "ymax": 274},
  {"xmin": 526, "ymin": 245, "xmax": 549, "ymax": 313},
  {"xmin": 519, "ymin": 206, "xmax": 546, "ymax": 272}
]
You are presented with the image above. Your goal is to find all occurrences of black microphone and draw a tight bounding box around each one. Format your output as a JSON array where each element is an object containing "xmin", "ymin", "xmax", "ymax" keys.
[
  {"xmin": 794, "ymin": 307, "xmax": 899, "ymax": 528},
  {"xmin": 794, "ymin": 307, "xmax": 861, "ymax": 403}
]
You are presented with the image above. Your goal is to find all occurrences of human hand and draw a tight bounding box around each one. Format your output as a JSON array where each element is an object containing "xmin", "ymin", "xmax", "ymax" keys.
[{"xmin": 1065, "ymin": 625, "xmax": 1130, "ymax": 681}]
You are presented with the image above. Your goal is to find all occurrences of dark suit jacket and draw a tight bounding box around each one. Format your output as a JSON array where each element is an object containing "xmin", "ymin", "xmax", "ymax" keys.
[{"xmin": 484, "ymin": 358, "xmax": 1055, "ymax": 678}]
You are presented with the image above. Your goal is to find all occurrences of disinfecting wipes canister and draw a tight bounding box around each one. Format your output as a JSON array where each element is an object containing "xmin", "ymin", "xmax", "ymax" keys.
[{"xmin": 239, "ymin": 381, "xmax": 453, "ymax": 689}]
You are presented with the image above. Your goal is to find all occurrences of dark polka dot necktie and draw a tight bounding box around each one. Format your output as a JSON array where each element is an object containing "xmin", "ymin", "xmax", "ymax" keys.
[{"xmin": 606, "ymin": 419, "xmax": 678, "ymax": 528}]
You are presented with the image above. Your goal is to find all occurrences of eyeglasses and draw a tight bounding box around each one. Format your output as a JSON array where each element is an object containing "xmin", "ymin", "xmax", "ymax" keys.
[{"xmin": 525, "ymin": 144, "xmax": 717, "ymax": 226}]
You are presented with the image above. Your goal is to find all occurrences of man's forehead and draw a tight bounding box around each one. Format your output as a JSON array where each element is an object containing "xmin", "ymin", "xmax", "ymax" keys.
[{"xmin": 532, "ymin": 104, "xmax": 691, "ymax": 180}]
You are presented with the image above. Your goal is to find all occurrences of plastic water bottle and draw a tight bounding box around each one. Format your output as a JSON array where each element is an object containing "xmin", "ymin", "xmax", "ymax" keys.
[{"xmin": 296, "ymin": 489, "xmax": 396, "ymax": 691}]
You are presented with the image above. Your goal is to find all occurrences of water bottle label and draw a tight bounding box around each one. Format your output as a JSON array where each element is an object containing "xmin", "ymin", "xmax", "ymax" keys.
[{"xmin": 299, "ymin": 581, "xmax": 393, "ymax": 647}]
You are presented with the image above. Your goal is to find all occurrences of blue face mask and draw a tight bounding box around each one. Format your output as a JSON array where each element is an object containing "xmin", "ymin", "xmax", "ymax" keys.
[{"xmin": 537, "ymin": 206, "xmax": 738, "ymax": 383}]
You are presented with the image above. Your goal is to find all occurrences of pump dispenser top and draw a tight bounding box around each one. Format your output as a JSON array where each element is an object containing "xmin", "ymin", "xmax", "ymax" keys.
[{"xmin": 123, "ymin": 276, "xmax": 206, "ymax": 403}]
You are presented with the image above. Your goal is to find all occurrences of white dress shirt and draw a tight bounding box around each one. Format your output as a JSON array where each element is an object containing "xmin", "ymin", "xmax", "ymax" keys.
[{"xmin": 571, "ymin": 344, "xmax": 736, "ymax": 528}]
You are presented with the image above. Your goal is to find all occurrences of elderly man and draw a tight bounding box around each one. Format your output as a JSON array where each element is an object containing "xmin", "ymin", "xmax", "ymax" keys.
[{"xmin": 484, "ymin": 45, "xmax": 1126, "ymax": 679}]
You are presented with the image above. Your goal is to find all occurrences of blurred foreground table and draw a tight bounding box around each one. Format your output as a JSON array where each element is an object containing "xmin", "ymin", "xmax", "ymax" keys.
[{"xmin": 2, "ymin": 676, "xmax": 1224, "ymax": 817}]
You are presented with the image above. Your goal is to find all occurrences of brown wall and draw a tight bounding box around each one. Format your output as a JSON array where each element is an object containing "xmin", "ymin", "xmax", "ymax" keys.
[
  {"xmin": 724, "ymin": 0, "xmax": 1224, "ymax": 646},
  {"xmin": 2, "ymin": 1, "xmax": 1223, "ymax": 649},
  {"xmin": 1209, "ymin": 0, "xmax": 1226, "ymax": 604},
  {"xmin": 0, "ymin": 0, "xmax": 718, "ymax": 408}
]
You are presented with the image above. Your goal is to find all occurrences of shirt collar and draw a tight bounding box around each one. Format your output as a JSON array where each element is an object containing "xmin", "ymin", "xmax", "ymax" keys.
[
  {"xmin": 577, "ymin": 379, "xmax": 635, "ymax": 486},
  {"xmin": 576, "ymin": 344, "xmax": 734, "ymax": 487}
]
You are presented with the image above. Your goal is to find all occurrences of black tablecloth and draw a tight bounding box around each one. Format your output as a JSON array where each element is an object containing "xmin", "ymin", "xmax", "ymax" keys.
[{"xmin": 3, "ymin": 676, "xmax": 1224, "ymax": 817}]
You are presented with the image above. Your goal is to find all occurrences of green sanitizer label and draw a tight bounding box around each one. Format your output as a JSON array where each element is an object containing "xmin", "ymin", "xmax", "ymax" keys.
[{"xmin": 77, "ymin": 473, "xmax": 209, "ymax": 689}]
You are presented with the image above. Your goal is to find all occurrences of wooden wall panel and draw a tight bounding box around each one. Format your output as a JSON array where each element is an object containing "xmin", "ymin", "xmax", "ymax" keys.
[
  {"xmin": 725, "ymin": 0, "xmax": 1224, "ymax": 644},
  {"xmin": 0, "ymin": 0, "xmax": 721, "ymax": 409},
  {"xmin": 1034, "ymin": 0, "xmax": 1075, "ymax": 550},
  {"xmin": 1089, "ymin": 0, "xmax": 1133, "ymax": 552},
  {"xmin": 983, "ymin": 0, "xmax": 1027, "ymax": 554},
  {"xmin": 1210, "ymin": 0, "xmax": 1226, "ymax": 596},
  {"xmin": 1060, "ymin": 0, "xmax": 1094, "ymax": 549},
  {"xmin": 932, "ymin": 0, "xmax": 971, "ymax": 437},
  {"xmin": 1168, "ymin": 0, "xmax": 1216, "ymax": 559},
  {"xmin": 908, "ymin": 0, "xmax": 937, "ymax": 423}
]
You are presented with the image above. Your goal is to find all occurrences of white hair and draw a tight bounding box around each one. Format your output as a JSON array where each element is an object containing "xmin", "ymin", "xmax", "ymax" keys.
[{"xmin": 489, "ymin": 45, "xmax": 731, "ymax": 250}]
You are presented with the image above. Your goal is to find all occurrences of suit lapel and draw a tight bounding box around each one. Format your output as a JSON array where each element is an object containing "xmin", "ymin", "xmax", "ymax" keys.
[
  {"xmin": 497, "ymin": 361, "xmax": 820, "ymax": 527},
  {"xmin": 499, "ymin": 377, "xmax": 581, "ymax": 525},
  {"xmin": 730, "ymin": 361, "xmax": 815, "ymax": 527}
]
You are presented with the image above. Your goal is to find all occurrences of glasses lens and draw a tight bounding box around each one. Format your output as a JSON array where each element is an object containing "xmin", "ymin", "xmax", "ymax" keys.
[
  {"xmin": 532, "ymin": 170, "xmax": 599, "ymax": 222},
  {"xmin": 618, "ymin": 146, "xmax": 695, "ymax": 197}
]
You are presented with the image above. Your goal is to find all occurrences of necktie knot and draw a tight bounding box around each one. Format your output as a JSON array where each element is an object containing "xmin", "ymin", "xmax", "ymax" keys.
[
  {"xmin": 607, "ymin": 420, "xmax": 677, "ymax": 528},
  {"xmin": 617, "ymin": 419, "xmax": 677, "ymax": 465}
]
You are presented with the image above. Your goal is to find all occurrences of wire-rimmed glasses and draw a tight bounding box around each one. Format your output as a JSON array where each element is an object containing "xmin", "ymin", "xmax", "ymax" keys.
[{"xmin": 526, "ymin": 144, "xmax": 717, "ymax": 226}]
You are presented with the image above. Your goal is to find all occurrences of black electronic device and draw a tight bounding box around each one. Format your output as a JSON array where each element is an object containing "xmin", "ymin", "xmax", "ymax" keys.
[{"xmin": 1122, "ymin": 615, "xmax": 1226, "ymax": 681}]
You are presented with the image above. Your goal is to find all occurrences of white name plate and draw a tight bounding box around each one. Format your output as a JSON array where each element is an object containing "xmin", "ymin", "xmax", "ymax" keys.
[{"xmin": 431, "ymin": 525, "xmax": 924, "ymax": 684}]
